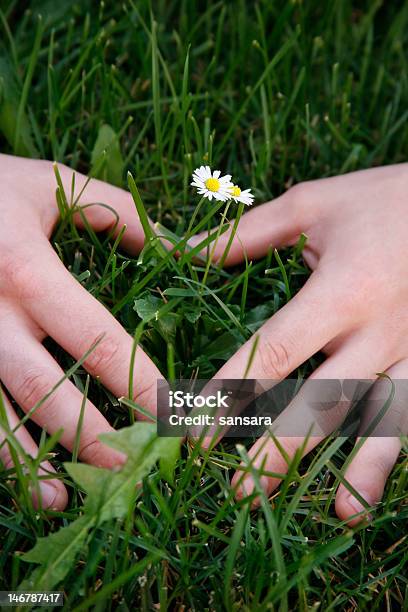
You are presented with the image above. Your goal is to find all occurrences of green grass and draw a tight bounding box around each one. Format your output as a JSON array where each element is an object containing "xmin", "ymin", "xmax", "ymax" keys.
[{"xmin": 0, "ymin": 1, "xmax": 408, "ymax": 610}]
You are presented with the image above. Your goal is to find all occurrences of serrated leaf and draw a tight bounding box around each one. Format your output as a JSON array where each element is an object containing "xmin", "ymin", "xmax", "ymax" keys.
[
  {"xmin": 20, "ymin": 423, "xmax": 182, "ymax": 591},
  {"xmin": 20, "ymin": 515, "xmax": 90, "ymax": 591},
  {"xmin": 64, "ymin": 463, "xmax": 136, "ymax": 521}
]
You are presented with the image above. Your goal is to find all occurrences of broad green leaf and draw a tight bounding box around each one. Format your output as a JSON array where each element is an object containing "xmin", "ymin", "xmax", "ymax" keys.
[
  {"xmin": 134, "ymin": 295, "xmax": 162, "ymax": 322},
  {"xmin": 185, "ymin": 307, "xmax": 202, "ymax": 324},
  {"xmin": 134, "ymin": 295, "xmax": 180, "ymax": 342},
  {"xmin": 20, "ymin": 423, "xmax": 181, "ymax": 591},
  {"xmin": 91, "ymin": 123, "xmax": 124, "ymax": 186},
  {"xmin": 244, "ymin": 303, "xmax": 275, "ymax": 333},
  {"xmin": 98, "ymin": 421, "xmax": 158, "ymax": 458},
  {"xmin": 64, "ymin": 463, "xmax": 137, "ymax": 521},
  {"xmin": 156, "ymin": 312, "xmax": 180, "ymax": 343},
  {"xmin": 203, "ymin": 330, "xmax": 243, "ymax": 361},
  {"xmin": 159, "ymin": 437, "xmax": 181, "ymax": 485},
  {"xmin": 20, "ymin": 515, "xmax": 90, "ymax": 591}
]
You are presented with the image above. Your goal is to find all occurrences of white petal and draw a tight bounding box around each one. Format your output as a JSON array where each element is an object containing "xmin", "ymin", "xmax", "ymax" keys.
[
  {"xmin": 213, "ymin": 170, "xmax": 221, "ymax": 178},
  {"xmin": 219, "ymin": 185, "xmax": 233, "ymax": 195},
  {"xmin": 238, "ymin": 193, "xmax": 254, "ymax": 206},
  {"xmin": 219, "ymin": 174, "xmax": 232, "ymax": 183},
  {"xmin": 199, "ymin": 166, "xmax": 211, "ymax": 179}
]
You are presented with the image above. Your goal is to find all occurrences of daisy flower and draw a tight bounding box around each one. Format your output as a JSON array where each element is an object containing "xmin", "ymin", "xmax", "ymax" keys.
[
  {"xmin": 191, "ymin": 166, "xmax": 233, "ymax": 201},
  {"xmin": 229, "ymin": 184, "xmax": 254, "ymax": 206}
]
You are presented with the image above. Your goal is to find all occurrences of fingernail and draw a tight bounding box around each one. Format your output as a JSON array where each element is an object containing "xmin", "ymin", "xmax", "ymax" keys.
[
  {"xmin": 38, "ymin": 482, "xmax": 57, "ymax": 509},
  {"xmin": 347, "ymin": 490, "xmax": 374, "ymax": 520}
]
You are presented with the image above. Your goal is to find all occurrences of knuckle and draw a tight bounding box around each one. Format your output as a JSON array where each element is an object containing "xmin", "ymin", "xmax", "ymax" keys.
[
  {"xmin": 0, "ymin": 245, "xmax": 40, "ymax": 299},
  {"xmin": 133, "ymin": 379, "xmax": 157, "ymax": 414},
  {"xmin": 287, "ymin": 181, "xmax": 321, "ymax": 222},
  {"xmin": 79, "ymin": 437, "xmax": 125, "ymax": 469},
  {"xmin": 288, "ymin": 181, "xmax": 313, "ymax": 207},
  {"xmin": 15, "ymin": 368, "xmax": 53, "ymax": 409},
  {"xmin": 80, "ymin": 333, "xmax": 121, "ymax": 376},
  {"xmin": 258, "ymin": 338, "xmax": 292, "ymax": 379},
  {"xmin": 79, "ymin": 439, "xmax": 105, "ymax": 466}
]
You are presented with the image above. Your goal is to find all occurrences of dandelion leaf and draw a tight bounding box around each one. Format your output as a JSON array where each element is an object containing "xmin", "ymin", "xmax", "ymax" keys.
[{"xmin": 19, "ymin": 423, "xmax": 181, "ymax": 591}]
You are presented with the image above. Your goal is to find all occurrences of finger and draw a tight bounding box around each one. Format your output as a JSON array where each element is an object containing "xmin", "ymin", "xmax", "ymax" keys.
[
  {"xmin": 190, "ymin": 185, "xmax": 312, "ymax": 266},
  {"xmin": 0, "ymin": 386, "xmax": 68, "ymax": 510},
  {"xmin": 194, "ymin": 272, "xmax": 353, "ymax": 448},
  {"xmin": 213, "ymin": 271, "xmax": 349, "ymax": 381},
  {"xmin": 231, "ymin": 331, "xmax": 389, "ymax": 502},
  {"xmin": 0, "ymin": 307, "xmax": 126, "ymax": 469},
  {"xmin": 53, "ymin": 164, "xmax": 147, "ymax": 254},
  {"xmin": 10, "ymin": 240, "xmax": 162, "ymax": 413},
  {"xmin": 335, "ymin": 437, "xmax": 401, "ymax": 526},
  {"xmin": 335, "ymin": 359, "xmax": 408, "ymax": 525}
]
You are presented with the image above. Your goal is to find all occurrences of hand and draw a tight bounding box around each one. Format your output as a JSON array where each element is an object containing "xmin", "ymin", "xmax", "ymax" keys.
[
  {"xmin": 200, "ymin": 164, "xmax": 408, "ymax": 525},
  {"xmin": 0, "ymin": 154, "xmax": 161, "ymax": 511}
]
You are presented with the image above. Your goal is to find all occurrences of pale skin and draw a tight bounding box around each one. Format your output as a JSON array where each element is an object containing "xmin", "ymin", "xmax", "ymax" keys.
[
  {"xmin": 197, "ymin": 163, "xmax": 408, "ymax": 525},
  {"xmin": 0, "ymin": 155, "xmax": 406, "ymax": 524},
  {"xmin": 0, "ymin": 154, "xmax": 161, "ymax": 510}
]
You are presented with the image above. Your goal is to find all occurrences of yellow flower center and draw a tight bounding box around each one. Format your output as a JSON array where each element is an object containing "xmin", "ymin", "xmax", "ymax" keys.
[
  {"xmin": 230, "ymin": 185, "xmax": 241, "ymax": 197},
  {"xmin": 205, "ymin": 177, "xmax": 220, "ymax": 192}
]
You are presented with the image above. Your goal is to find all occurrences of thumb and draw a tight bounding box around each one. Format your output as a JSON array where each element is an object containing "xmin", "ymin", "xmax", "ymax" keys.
[
  {"xmin": 56, "ymin": 165, "xmax": 148, "ymax": 254},
  {"xmin": 190, "ymin": 186, "xmax": 310, "ymax": 266}
]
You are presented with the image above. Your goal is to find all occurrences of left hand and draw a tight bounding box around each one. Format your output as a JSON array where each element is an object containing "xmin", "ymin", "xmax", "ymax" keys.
[{"xmin": 0, "ymin": 154, "xmax": 162, "ymax": 511}]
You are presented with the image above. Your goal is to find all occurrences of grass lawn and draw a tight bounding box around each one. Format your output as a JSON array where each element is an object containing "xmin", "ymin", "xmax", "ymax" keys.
[{"xmin": 0, "ymin": 1, "xmax": 407, "ymax": 609}]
